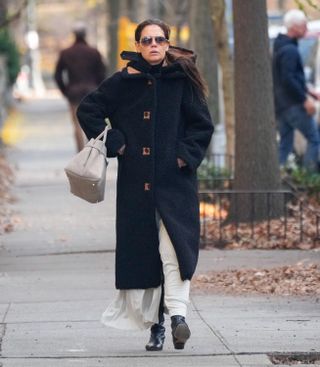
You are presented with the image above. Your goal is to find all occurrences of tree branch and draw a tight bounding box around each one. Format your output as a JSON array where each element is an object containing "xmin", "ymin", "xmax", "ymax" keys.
[{"xmin": 0, "ymin": 0, "xmax": 28, "ymax": 30}]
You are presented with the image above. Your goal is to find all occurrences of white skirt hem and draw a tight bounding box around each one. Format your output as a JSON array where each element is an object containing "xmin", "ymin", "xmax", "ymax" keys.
[{"xmin": 100, "ymin": 286, "xmax": 162, "ymax": 331}]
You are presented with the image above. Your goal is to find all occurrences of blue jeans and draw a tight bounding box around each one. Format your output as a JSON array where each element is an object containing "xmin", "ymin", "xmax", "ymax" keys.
[{"xmin": 278, "ymin": 105, "xmax": 319, "ymax": 171}]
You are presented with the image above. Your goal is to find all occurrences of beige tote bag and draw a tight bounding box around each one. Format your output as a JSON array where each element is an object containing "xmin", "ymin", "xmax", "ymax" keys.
[{"xmin": 65, "ymin": 126, "xmax": 109, "ymax": 203}]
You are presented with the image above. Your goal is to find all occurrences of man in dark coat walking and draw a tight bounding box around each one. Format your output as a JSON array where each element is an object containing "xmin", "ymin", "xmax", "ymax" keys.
[
  {"xmin": 272, "ymin": 9, "xmax": 320, "ymax": 171},
  {"xmin": 54, "ymin": 22, "xmax": 107, "ymax": 151}
]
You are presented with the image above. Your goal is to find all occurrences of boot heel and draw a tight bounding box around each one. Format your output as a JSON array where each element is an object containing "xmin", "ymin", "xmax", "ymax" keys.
[{"xmin": 171, "ymin": 315, "xmax": 191, "ymax": 350}]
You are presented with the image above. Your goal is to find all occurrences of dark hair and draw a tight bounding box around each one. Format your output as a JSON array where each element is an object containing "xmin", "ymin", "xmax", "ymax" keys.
[
  {"xmin": 135, "ymin": 19, "xmax": 208, "ymax": 100},
  {"xmin": 166, "ymin": 49, "xmax": 209, "ymax": 101},
  {"xmin": 74, "ymin": 30, "xmax": 86, "ymax": 41},
  {"xmin": 134, "ymin": 18, "xmax": 170, "ymax": 42},
  {"xmin": 73, "ymin": 22, "xmax": 87, "ymax": 41}
]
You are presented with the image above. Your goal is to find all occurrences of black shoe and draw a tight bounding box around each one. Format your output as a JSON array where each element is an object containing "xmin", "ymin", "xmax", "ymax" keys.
[
  {"xmin": 145, "ymin": 323, "xmax": 165, "ymax": 351},
  {"xmin": 171, "ymin": 315, "xmax": 191, "ymax": 350}
]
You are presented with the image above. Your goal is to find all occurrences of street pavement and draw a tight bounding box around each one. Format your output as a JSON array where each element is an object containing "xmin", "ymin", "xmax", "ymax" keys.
[{"xmin": 0, "ymin": 94, "xmax": 319, "ymax": 367}]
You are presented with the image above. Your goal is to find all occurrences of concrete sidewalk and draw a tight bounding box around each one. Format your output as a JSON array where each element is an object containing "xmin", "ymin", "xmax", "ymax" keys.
[{"xmin": 0, "ymin": 96, "xmax": 319, "ymax": 367}]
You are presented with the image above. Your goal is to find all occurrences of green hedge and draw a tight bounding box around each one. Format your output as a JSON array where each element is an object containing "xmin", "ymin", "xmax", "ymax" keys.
[
  {"xmin": 291, "ymin": 168, "xmax": 320, "ymax": 193},
  {"xmin": 0, "ymin": 29, "xmax": 20, "ymax": 85},
  {"xmin": 197, "ymin": 157, "xmax": 232, "ymax": 180}
]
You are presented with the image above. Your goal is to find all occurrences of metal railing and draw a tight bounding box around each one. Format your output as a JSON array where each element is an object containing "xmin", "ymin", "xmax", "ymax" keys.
[
  {"xmin": 197, "ymin": 155, "xmax": 320, "ymax": 247},
  {"xmin": 199, "ymin": 189, "xmax": 320, "ymax": 248}
]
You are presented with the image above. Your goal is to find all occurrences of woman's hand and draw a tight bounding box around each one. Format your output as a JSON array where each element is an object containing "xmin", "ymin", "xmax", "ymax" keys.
[{"xmin": 177, "ymin": 157, "xmax": 187, "ymax": 168}]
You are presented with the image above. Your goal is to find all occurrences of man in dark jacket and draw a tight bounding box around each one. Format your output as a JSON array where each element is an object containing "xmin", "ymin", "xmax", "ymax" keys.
[
  {"xmin": 55, "ymin": 22, "xmax": 107, "ymax": 151},
  {"xmin": 272, "ymin": 9, "xmax": 320, "ymax": 171}
]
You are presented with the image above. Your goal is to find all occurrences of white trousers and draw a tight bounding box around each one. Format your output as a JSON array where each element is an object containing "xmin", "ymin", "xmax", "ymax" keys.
[
  {"xmin": 101, "ymin": 215, "xmax": 190, "ymax": 330},
  {"xmin": 157, "ymin": 215, "xmax": 190, "ymax": 318}
]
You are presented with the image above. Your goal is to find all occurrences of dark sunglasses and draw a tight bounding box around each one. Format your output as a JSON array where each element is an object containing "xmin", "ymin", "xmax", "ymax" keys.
[{"xmin": 139, "ymin": 36, "xmax": 168, "ymax": 46}]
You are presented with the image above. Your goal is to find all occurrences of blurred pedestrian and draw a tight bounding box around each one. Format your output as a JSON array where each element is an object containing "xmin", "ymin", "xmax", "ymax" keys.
[
  {"xmin": 272, "ymin": 9, "xmax": 320, "ymax": 171},
  {"xmin": 54, "ymin": 22, "xmax": 107, "ymax": 151},
  {"xmin": 77, "ymin": 19, "xmax": 214, "ymax": 351}
]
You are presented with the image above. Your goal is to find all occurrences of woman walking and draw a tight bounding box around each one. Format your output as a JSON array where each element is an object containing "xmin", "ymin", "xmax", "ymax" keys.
[{"xmin": 77, "ymin": 19, "xmax": 214, "ymax": 351}]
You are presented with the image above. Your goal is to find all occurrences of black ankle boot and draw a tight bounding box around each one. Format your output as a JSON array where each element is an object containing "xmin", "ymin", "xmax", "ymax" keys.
[
  {"xmin": 145, "ymin": 322, "xmax": 166, "ymax": 351},
  {"xmin": 171, "ymin": 315, "xmax": 191, "ymax": 350}
]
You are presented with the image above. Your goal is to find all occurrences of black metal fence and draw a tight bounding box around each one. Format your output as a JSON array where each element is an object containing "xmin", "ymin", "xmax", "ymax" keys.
[
  {"xmin": 198, "ymin": 189, "xmax": 320, "ymax": 248},
  {"xmin": 198, "ymin": 154, "xmax": 320, "ymax": 248}
]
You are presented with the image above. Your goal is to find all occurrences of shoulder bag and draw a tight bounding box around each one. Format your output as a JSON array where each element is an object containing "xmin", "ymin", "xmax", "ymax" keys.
[{"xmin": 64, "ymin": 126, "xmax": 109, "ymax": 203}]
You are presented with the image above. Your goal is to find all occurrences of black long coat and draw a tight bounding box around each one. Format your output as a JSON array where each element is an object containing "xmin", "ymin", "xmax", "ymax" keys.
[{"xmin": 77, "ymin": 52, "xmax": 214, "ymax": 289}]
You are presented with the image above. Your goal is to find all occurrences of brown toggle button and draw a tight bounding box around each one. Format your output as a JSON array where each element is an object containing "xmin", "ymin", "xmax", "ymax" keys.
[
  {"xmin": 147, "ymin": 80, "xmax": 153, "ymax": 86},
  {"xmin": 143, "ymin": 111, "xmax": 151, "ymax": 120},
  {"xmin": 144, "ymin": 182, "xmax": 151, "ymax": 191},
  {"xmin": 142, "ymin": 147, "xmax": 151, "ymax": 155}
]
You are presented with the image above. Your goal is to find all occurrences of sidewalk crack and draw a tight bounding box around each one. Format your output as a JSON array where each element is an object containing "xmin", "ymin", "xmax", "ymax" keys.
[
  {"xmin": 190, "ymin": 296, "xmax": 242, "ymax": 367},
  {"xmin": 2, "ymin": 304, "xmax": 11, "ymax": 324},
  {"xmin": 0, "ymin": 303, "xmax": 11, "ymax": 357}
]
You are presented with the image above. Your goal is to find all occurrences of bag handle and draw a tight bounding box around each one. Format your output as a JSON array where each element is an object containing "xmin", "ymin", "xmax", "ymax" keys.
[{"xmin": 95, "ymin": 124, "xmax": 110, "ymax": 144}]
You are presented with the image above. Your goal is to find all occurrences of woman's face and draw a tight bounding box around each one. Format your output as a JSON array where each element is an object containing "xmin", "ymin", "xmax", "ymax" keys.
[{"xmin": 135, "ymin": 25, "xmax": 169, "ymax": 65}]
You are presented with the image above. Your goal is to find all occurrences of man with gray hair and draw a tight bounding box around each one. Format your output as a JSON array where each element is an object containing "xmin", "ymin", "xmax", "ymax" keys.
[
  {"xmin": 55, "ymin": 22, "xmax": 107, "ymax": 151},
  {"xmin": 272, "ymin": 9, "xmax": 320, "ymax": 171}
]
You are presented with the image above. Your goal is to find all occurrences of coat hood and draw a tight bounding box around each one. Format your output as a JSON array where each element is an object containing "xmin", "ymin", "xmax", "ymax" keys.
[
  {"xmin": 120, "ymin": 46, "xmax": 197, "ymax": 78},
  {"xmin": 120, "ymin": 45, "xmax": 197, "ymax": 63},
  {"xmin": 273, "ymin": 33, "xmax": 298, "ymax": 53}
]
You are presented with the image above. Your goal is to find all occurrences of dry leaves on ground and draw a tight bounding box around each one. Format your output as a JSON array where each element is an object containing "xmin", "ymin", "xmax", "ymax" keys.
[
  {"xmin": 0, "ymin": 154, "xmax": 14, "ymax": 196},
  {"xmin": 0, "ymin": 153, "xmax": 15, "ymax": 234},
  {"xmin": 193, "ymin": 262, "xmax": 320, "ymax": 296},
  {"xmin": 269, "ymin": 354, "xmax": 320, "ymax": 365}
]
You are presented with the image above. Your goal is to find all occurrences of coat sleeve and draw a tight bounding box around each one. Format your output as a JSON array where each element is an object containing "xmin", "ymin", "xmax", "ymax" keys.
[
  {"xmin": 177, "ymin": 82, "xmax": 214, "ymax": 172},
  {"xmin": 279, "ymin": 46, "xmax": 307, "ymax": 104},
  {"xmin": 76, "ymin": 73, "xmax": 125, "ymax": 157},
  {"xmin": 54, "ymin": 53, "xmax": 67, "ymax": 96},
  {"xmin": 94, "ymin": 50, "xmax": 108, "ymax": 85}
]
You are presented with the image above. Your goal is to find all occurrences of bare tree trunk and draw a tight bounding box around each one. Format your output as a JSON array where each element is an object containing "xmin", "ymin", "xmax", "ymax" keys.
[
  {"xmin": 209, "ymin": 0, "xmax": 234, "ymax": 170},
  {"xmin": 231, "ymin": 0, "xmax": 281, "ymax": 222},
  {"xmin": 189, "ymin": 0, "xmax": 219, "ymax": 155},
  {"xmin": 106, "ymin": 0, "xmax": 120, "ymax": 74},
  {"xmin": 161, "ymin": 0, "xmax": 190, "ymax": 46}
]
